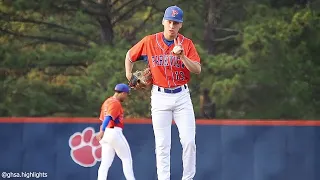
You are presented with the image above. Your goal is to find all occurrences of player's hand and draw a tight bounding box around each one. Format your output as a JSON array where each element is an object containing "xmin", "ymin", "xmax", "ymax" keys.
[
  {"xmin": 96, "ymin": 131, "xmax": 104, "ymax": 142},
  {"xmin": 126, "ymin": 72, "xmax": 133, "ymax": 81},
  {"xmin": 172, "ymin": 37, "xmax": 184, "ymax": 56}
]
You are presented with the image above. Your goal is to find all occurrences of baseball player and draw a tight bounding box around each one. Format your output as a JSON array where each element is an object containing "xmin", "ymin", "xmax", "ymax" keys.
[
  {"xmin": 96, "ymin": 83, "xmax": 136, "ymax": 180},
  {"xmin": 124, "ymin": 5, "xmax": 201, "ymax": 180}
]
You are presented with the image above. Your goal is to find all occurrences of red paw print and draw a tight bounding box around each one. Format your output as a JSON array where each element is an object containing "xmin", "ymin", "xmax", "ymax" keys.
[{"xmin": 69, "ymin": 127, "xmax": 102, "ymax": 167}]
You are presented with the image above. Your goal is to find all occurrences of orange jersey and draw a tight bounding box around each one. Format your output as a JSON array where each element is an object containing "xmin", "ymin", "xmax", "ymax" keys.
[
  {"xmin": 128, "ymin": 32, "xmax": 201, "ymax": 88},
  {"xmin": 99, "ymin": 97, "xmax": 124, "ymax": 129}
]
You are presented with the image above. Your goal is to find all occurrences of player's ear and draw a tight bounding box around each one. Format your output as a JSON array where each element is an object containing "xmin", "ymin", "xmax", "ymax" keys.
[
  {"xmin": 162, "ymin": 19, "xmax": 165, "ymax": 26},
  {"xmin": 179, "ymin": 23, "xmax": 183, "ymax": 28}
]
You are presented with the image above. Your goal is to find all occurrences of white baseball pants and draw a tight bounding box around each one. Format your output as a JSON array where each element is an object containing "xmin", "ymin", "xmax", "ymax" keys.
[
  {"xmin": 151, "ymin": 85, "xmax": 196, "ymax": 180},
  {"xmin": 97, "ymin": 127, "xmax": 135, "ymax": 180}
]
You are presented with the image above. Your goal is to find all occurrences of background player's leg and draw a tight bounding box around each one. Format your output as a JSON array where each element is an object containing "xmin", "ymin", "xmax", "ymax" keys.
[
  {"xmin": 110, "ymin": 129, "xmax": 136, "ymax": 180},
  {"xmin": 151, "ymin": 90, "xmax": 174, "ymax": 180},
  {"xmin": 97, "ymin": 142, "xmax": 115, "ymax": 180},
  {"xmin": 173, "ymin": 91, "xmax": 196, "ymax": 180}
]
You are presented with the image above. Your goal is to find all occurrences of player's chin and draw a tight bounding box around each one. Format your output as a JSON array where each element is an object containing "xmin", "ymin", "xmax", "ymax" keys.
[{"xmin": 168, "ymin": 30, "xmax": 176, "ymax": 36}]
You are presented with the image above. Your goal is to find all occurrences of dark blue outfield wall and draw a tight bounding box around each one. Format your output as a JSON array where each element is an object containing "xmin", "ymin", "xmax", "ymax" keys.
[{"xmin": 0, "ymin": 122, "xmax": 320, "ymax": 180}]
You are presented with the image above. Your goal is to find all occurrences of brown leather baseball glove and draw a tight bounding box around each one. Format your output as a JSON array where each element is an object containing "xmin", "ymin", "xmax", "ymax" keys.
[{"xmin": 128, "ymin": 67, "xmax": 153, "ymax": 90}]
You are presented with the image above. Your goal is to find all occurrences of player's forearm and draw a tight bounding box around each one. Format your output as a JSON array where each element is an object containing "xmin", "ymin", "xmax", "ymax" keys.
[
  {"xmin": 125, "ymin": 51, "xmax": 134, "ymax": 79},
  {"xmin": 181, "ymin": 55, "xmax": 201, "ymax": 74}
]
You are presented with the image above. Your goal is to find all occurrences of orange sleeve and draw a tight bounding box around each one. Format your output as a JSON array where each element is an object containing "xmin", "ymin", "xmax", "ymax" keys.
[
  {"xmin": 186, "ymin": 40, "xmax": 201, "ymax": 63},
  {"xmin": 104, "ymin": 102, "xmax": 121, "ymax": 120},
  {"xmin": 128, "ymin": 36, "xmax": 148, "ymax": 62}
]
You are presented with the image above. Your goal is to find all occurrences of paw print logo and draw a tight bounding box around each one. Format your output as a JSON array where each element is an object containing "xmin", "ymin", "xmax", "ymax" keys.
[{"xmin": 68, "ymin": 127, "xmax": 102, "ymax": 167}]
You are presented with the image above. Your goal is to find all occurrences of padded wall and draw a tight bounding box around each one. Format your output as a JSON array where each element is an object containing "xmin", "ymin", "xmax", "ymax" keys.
[{"xmin": 0, "ymin": 122, "xmax": 319, "ymax": 180}]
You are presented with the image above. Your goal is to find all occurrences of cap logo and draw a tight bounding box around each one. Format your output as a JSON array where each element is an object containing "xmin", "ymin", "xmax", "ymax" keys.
[{"xmin": 171, "ymin": 9, "xmax": 178, "ymax": 17}]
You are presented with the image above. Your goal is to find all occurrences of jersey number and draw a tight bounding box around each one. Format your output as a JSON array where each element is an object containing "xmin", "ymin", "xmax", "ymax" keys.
[{"xmin": 174, "ymin": 71, "xmax": 185, "ymax": 81}]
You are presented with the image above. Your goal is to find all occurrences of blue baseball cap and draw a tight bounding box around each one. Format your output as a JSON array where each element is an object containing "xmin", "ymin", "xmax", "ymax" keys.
[
  {"xmin": 163, "ymin": 5, "xmax": 183, "ymax": 23},
  {"xmin": 114, "ymin": 83, "xmax": 130, "ymax": 93}
]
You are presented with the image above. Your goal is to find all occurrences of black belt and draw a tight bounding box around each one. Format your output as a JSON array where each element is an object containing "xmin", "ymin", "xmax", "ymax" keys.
[{"xmin": 158, "ymin": 85, "xmax": 187, "ymax": 94}]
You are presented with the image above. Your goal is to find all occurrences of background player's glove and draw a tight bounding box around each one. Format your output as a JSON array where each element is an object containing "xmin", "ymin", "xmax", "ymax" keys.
[{"xmin": 128, "ymin": 67, "xmax": 152, "ymax": 90}]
